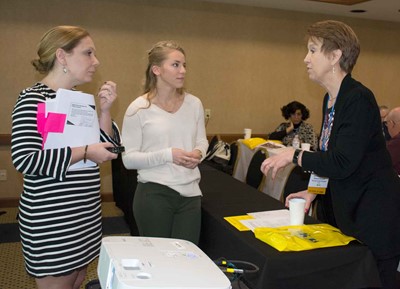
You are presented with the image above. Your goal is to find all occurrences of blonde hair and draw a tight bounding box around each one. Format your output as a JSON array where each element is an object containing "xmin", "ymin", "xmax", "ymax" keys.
[
  {"xmin": 126, "ymin": 40, "xmax": 187, "ymax": 116},
  {"xmin": 144, "ymin": 40, "xmax": 186, "ymax": 100},
  {"xmin": 31, "ymin": 25, "xmax": 90, "ymax": 74}
]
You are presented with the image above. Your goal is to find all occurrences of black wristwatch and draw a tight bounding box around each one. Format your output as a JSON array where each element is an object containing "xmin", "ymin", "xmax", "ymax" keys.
[{"xmin": 292, "ymin": 149, "xmax": 302, "ymax": 165}]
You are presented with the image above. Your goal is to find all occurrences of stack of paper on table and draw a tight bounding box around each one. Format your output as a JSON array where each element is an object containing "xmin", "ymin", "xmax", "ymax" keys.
[{"xmin": 224, "ymin": 209, "xmax": 291, "ymax": 231}]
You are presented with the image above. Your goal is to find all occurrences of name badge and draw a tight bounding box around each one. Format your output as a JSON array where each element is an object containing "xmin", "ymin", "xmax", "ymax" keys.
[{"xmin": 308, "ymin": 173, "xmax": 329, "ymax": 195}]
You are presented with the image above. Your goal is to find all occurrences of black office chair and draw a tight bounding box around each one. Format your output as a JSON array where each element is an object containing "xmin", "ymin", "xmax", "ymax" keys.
[
  {"xmin": 279, "ymin": 165, "xmax": 323, "ymax": 218},
  {"xmin": 280, "ymin": 165, "xmax": 310, "ymax": 202},
  {"xmin": 223, "ymin": 140, "xmax": 239, "ymax": 175},
  {"xmin": 111, "ymin": 154, "xmax": 139, "ymax": 236},
  {"xmin": 206, "ymin": 135, "xmax": 219, "ymax": 158},
  {"xmin": 245, "ymin": 147, "xmax": 269, "ymax": 190}
]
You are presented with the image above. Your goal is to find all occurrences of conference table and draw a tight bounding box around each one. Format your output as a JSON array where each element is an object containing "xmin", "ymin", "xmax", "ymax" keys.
[
  {"xmin": 233, "ymin": 140, "xmax": 295, "ymax": 200},
  {"xmin": 198, "ymin": 164, "xmax": 381, "ymax": 289}
]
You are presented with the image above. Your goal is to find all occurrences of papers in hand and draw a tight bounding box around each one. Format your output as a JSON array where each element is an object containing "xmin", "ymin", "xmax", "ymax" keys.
[
  {"xmin": 39, "ymin": 88, "xmax": 100, "ymax": 170},
  {"xmin": 225, "ymin": 209, "xmax": 291, "ymax": 231}
]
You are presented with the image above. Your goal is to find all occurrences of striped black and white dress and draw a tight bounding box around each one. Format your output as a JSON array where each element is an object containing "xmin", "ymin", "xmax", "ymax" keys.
[{"xmin": 11, "ymin": 83, "xmax": 119, "ymax": 278}]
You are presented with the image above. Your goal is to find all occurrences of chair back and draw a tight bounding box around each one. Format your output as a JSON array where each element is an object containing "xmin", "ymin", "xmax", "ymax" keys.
[
  {"xmin": 111, "ymin": 154, "xmax": 139, "ymax": 235},
  {"xmin": 206, "ymin": 135, "xmax": 219, "ymax": 157},
  {"xmin": 280, "ymin": 166, "xmax": 310, "ymax": 202},
  {"xmin": 246, "ymin": 147, "xmax": 269, "ymax": 190},
  {"xmin": 280, "ymin": 166, "xmax": 326, "ymax": 218},
  {"xmin": 223, "ymin": 141, "xmax": 240, "ymax": 175}
]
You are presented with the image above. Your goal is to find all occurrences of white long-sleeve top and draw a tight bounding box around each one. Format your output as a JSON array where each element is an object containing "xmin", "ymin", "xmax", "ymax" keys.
[{"xmin": 121, "ymin": 93, "xmax": 209, "ymax": 197}]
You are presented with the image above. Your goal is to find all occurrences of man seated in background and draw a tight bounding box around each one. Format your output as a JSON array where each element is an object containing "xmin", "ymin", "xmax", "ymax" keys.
[
  {"xmin": 385, "ymin": 107, "xmax": 400, "ymax": 175},
  {"xmin": 379, "ymin": 105, "xmax": 391, "ymax": 140}
]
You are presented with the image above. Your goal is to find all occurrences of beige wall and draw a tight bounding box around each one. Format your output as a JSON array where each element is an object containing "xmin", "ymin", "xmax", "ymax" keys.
[{"xmin": 1, "ymin": 0, "xmax": 399, "ymax": 201}]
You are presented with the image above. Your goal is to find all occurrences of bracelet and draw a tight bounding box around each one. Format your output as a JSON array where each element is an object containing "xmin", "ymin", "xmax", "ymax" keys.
[
  {"xmin": 292, "ymin": 149, "xmax": 301, "ymax": 165},
  {"xmin": 83, "ymin": 145, "xmax": 88, "ymax": 163}
]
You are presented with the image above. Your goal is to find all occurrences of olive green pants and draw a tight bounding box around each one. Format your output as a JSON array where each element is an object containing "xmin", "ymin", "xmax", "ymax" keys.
[{"xmin": 133, "ymin": 182, "xmax": 201, "ymax": 245}]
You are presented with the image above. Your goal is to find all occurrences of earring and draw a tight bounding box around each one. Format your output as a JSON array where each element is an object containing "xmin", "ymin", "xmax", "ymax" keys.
[
  {"xmin": 332, "ymin": 66, "xmax": 335, "ymax": 74},
  {"xmin": 63, "ymin": 66, "xmax": 67, "ymax": 73}
]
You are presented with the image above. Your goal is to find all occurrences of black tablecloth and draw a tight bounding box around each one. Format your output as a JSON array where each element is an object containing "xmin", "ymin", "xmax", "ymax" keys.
[{"xmin": 198, "ymin": 164, "xmax": 381, "ymax": 289}]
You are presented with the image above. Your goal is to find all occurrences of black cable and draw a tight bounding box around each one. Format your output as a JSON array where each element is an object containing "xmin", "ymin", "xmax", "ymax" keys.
[
  {"xmin": 226, "ymin": 259, "xmax": 259, "ymax": 274},
  {"xmin": 214, "ymin": 257, "xmax": 259, "ymax": 274},
  {"xmin": 214, "ymin": 257, "xmax": 260, "ymax": 286}
]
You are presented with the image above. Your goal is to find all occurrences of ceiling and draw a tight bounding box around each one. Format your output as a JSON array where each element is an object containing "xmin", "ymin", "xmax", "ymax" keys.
[{"xmin": 200, "ymin": 0, "xmax": 400, "ymax": 23}]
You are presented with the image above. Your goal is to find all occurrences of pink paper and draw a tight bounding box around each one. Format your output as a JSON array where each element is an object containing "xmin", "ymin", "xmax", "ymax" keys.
[{"xmin": 37, "ymin": 103, "xmax": 67, "ymax": 148}]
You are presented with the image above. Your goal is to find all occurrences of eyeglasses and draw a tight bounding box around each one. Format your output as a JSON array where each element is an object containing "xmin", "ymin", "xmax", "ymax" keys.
[{"xmin": 384, "ymin": 120, "xmax": 399, "ymax": 126}]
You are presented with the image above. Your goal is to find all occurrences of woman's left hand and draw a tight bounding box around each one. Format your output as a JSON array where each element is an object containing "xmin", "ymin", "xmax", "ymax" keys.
[
  {"xmin": 182, "ymin": 150, "xmax": 202, "ymax": 169},
  {"xmin": 285, "ymin": 190, "xmax": 317, "ymax": 214},
  {"xmin": 261, "ymin": 147, "xmax": 295, "ymax": 179},
  {"xmin": 179, "ymin": 150, "xmax": 201, "ymax": 169},
  {"xmin": 172, "ymin": 149, "xmax": 201, "ymax": 169},
  {"xmin": 98, "ymin": 81, "xmax": 117, "ymax": 112}
]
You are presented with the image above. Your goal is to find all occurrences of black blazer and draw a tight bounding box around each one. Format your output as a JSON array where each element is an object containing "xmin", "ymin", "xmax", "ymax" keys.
[{"xmin": 302, "ymin": 74, "xmax": 400, "ymax": 259}]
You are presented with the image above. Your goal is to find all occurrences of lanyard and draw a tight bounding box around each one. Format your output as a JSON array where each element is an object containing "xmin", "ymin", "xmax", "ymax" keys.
[
  {"xmin": 320, "ymin": 101, "xmax": 336, "ymax": 152},
  {"xmin": 311, "ymin": 98, "xmax": 336, "ymax": 195}
]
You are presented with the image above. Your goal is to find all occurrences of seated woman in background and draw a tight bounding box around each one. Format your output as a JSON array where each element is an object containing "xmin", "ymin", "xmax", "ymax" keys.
[{"xmin": 269, "ymin": 101, "xmax": 317, "ymax": 150}]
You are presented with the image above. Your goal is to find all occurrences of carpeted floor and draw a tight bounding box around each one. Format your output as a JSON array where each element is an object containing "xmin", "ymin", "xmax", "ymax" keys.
[{"xmin": 0, "ymin": 202, "xmax": 130, "ymax": 289}]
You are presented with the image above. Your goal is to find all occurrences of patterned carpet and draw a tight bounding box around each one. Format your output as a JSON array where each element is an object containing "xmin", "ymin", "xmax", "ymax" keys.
[{"xmin": 0, "ymin": 202, "xmax": 130, "ymax": 289}]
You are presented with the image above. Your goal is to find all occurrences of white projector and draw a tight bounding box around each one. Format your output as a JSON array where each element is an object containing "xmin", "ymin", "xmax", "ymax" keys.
[{"xmin": 98, "ymin": 236, "xmax": 232, "ymax": 289}]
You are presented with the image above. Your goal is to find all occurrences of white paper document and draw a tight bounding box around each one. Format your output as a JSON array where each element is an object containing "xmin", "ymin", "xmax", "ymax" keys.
[
  {"xmin": 44, "ymin": 89, "xmax": 100, "ymax": 170},
  {"xmin": 241, "ymin": 209, "xmax": 291, "ymax": 231}
]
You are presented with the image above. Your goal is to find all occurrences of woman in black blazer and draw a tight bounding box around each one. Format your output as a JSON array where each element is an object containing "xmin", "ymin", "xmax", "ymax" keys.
[{"xmin": 261, "ymin": 20, "xmax": 400, "ymax": 289}]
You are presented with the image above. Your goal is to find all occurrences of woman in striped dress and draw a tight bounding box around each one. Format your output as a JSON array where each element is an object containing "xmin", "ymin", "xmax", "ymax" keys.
[{"xmin": 11, "ymin": 26, "xmax": 120, "ymax": 289}]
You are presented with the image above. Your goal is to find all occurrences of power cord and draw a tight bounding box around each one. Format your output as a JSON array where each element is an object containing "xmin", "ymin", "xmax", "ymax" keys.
[{"xmin": 214, "ymin": 257, "xmax": 259, "ymax": 286}]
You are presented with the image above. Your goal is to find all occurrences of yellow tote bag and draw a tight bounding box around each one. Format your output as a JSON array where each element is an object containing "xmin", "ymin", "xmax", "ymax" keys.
[
  {"xmin": 241, "ymin": 138, "xmax": 268, "ymax": 149},
  {"xmin": 254, "ymin": 223, "xmax": 357, "ymax": 252}
]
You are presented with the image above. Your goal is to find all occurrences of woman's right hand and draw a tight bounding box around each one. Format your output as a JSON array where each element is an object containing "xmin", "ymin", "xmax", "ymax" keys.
[
  {"xmin": 286, "ymin": 122, "xmax": 294, "ymax": 134},
  {"xmin": 72, "ymin": 143, "xmax": 118, "ymax": 165},
  {"xmin": 285, "ymin": 190, "xmax": 317, "ymax": 214}
]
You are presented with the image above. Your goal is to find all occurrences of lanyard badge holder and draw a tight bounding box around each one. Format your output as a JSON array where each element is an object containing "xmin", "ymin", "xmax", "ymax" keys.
[
  {"xmin": 307, "ymin": 101, "xmax": 336, "ymax": 195},
  {"xmin": 308, "ymin": 173, "xmax": 328, "ymax": 194}
]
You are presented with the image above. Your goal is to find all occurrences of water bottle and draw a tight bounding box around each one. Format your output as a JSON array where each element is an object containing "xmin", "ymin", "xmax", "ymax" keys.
[{"xmin": 292, "ymin": 134, "xmax": 300, "ymax": 149}]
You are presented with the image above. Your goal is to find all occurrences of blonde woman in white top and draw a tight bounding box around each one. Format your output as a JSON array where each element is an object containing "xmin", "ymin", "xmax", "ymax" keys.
[{"xmin": 122, "ymin": 41, "xmax": 208, "ymax": 244}]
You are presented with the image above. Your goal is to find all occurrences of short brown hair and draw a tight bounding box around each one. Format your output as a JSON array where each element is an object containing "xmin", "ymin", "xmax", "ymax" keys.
[{"xmin": 307, "ymin": 20, "xmax": 360, "ymax": 73}]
